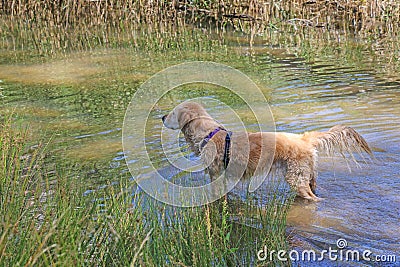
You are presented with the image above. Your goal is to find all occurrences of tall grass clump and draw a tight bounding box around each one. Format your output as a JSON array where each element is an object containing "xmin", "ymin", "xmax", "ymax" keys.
[
  {"xmin": 0, "ymin": 114, "xmax": 294, "ymax": 266},
  {"xmin": 1, "ymin": 0, "xmax": 400, "ymax": 59},
  {"xmin": 0, "ymin": 116, "xmax": 149, "ymax": 265}
]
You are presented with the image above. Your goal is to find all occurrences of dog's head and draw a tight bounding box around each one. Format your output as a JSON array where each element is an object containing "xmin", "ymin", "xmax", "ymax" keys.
[{"xmin": 162, "ymin": 101, "xmax": 209, "ymax": 130}]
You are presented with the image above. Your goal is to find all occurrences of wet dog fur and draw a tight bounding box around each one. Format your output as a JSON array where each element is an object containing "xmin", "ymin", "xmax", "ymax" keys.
[{"xmin": 162, "ymin": 101, "xmax": 372, "ymax": 201}]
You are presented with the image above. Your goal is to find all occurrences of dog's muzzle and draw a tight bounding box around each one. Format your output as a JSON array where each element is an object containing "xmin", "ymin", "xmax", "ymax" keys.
[{"xmin": 161, "ymin": 115, "xmax": 167, "ymax": 122}]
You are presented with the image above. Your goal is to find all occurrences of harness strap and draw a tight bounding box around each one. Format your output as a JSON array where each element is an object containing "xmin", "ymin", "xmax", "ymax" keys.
[
  {"xmin": 223, "ymin": 131, "xmax": 232, "ymax": 169},
  {"xmin": 199, "ymin": 127, "xmax": 222, "ymax": 150},
  {"xmin": 200, "ymin": 127, "xmax": 232, "ymax": 169}
]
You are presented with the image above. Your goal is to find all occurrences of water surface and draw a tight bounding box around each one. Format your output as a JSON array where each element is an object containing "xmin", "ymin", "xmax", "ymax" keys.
[{"xmin": 1, "ymin": 36, "xmax": 399, "ymax": 265}]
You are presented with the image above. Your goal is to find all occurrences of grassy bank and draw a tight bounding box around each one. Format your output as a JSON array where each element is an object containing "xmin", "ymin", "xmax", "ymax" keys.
[
  {"xmin": 0, "ymin": 116, "xmax": 294, "ymax": 266},
  {"xmin": 1, "ymin": 0, "xmax": 399, "ymax": 58}
]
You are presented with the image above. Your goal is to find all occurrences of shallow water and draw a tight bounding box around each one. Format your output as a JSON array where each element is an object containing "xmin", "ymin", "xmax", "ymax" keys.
[
  {"xmin": 1, "ymin": 36, "xmax": 399, "ymax": 265},
  {"xmin": 265, "ymin": 53, "xmax": 400, "ymax": 265}
]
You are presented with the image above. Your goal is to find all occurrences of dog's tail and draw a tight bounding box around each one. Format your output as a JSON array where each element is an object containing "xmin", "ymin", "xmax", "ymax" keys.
[{"xmin": 306, "ymin": 125, "xmax": 373, "ymax": 160}]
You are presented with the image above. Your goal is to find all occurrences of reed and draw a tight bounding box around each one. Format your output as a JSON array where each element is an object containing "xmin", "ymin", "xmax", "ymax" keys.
[
  {"xmin": 0, "ymin": 114, "xmax": 293, "ymax": 265},
  {"xmin": 1, "ymin": 0, "xmax": 399, "ymax": 57}
]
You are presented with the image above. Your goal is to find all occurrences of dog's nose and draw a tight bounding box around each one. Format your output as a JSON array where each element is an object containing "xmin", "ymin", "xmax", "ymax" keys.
[{"xmin": 162, "ymin": 115, "xmax": 167, "ymax": 122}]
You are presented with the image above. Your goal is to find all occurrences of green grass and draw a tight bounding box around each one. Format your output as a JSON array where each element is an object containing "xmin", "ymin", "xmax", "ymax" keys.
[{"xmin": 0, "ymin": 115, "xmax": 294, "ymax": 266}]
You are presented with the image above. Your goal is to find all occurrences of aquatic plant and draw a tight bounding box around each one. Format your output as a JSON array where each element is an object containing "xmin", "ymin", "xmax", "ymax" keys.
[
  {"xmin": 0, "ymin": 114, "xmax": 293, "ymax": 266},
  {"xmin": 1, "ymin": 0, "xmax": 399, "ymax": 57}
]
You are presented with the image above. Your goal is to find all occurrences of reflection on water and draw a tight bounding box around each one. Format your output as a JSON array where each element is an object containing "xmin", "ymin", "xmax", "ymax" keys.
[
  {"xmin": 1, "ymin": 37, "xmax": 399, "ymax": 265},
  {"xmin": 0, "ymin": 50, "xmax": 150, "ymax": 85}
]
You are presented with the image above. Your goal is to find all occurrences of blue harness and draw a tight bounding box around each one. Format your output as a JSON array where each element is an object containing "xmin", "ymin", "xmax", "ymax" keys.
[{"xmin": 200, "ymin": 127, "xmax": 232, "ymax": 169}]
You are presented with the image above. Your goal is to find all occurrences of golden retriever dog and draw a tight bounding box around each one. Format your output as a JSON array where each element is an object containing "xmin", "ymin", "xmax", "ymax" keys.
[{"xmin": 162, "ymin": 101, "xmax": 372, "ymax": 201}]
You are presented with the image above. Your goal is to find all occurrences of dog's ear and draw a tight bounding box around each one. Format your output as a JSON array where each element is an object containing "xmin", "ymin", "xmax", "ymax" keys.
[
  {"xmin": 177, "ymin": 106, "xmax": 195, "ymax": 129},
  {"xmin": 177, "ymin": 102, "xmax": 207, "ymax": 129}
]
